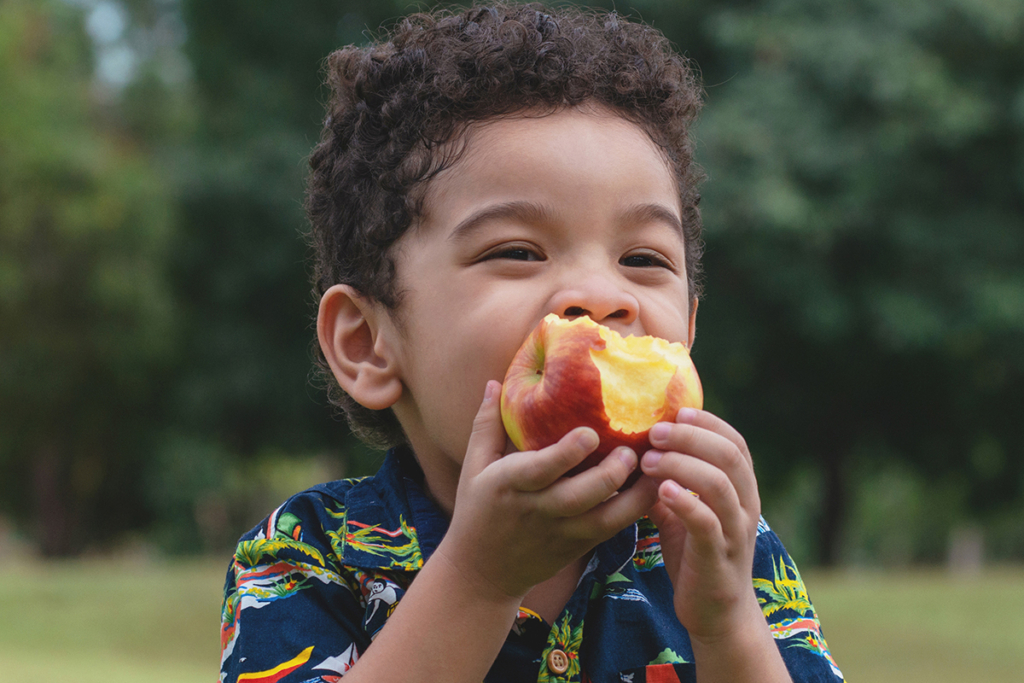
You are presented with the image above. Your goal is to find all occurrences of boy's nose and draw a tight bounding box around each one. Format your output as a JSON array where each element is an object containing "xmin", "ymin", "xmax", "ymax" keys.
[{"xmin": 549, "ymin": 279, "xmax": 639, "ymax": 328}]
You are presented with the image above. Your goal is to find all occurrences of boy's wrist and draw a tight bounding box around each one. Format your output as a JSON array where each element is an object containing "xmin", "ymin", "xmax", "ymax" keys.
[
  {"xmin": 688, "ymin": 597, "xmax": 791, "ymax": 683},
  {"xmin": 431, "ymin": 537, "xmax": 531, "ymax": 605},
  {"xmin": 686, "ymin": 592, "xmax": 766, "ymax": 650}
]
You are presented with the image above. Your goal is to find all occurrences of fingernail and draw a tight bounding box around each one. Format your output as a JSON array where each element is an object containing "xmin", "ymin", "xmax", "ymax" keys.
[
  {"xmin": 642, "ymin": 450, "xmax": 662, "ymax": 469},
  {"xmin": 616, "ymin": 447, "xmax": 636, "ymax": 469},
  {"xmin": 484, "ymin": 381, "xmax": 497, "ymax": 402},
  {"xmin": 649, "ymin": 422, "xmax": 670, "ymax": 443},
  {"xmin": 577, "ymin": 429, "xmax": 599, "ymax": 451},
  {"xmin": 676, "ymin": 407, "xmax": 698, "ymax": 422},
  {"xmin": 661, "ymin": 480, "xmax": 682, "ymax": 500}
]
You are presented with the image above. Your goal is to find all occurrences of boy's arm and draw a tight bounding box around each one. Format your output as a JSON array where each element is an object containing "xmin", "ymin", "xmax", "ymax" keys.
[
  {"xmin": 641, "ymin": 408, "xmax": 793, "ymax": 683},
  {"xmin": 339, "ymin": 550, "xmax": 521, "ymax": 683},
  {"xmin": 687, "ymin": 608, "xmax": 792, "ymax": 683},
  {"xmin": 340, "ymin": 381, "xmax": 659, "ymax": 683}
]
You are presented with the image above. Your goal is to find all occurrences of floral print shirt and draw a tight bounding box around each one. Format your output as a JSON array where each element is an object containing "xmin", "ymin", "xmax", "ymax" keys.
[{"xmin": 220, "ymin": 447, "xmax": 844, "ymax": 683}]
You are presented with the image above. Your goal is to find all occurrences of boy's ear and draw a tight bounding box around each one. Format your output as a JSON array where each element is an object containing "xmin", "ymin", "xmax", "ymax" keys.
[
  {"xmin": 317, "ymin": 284, "xmax": 403, "ymax": 411},
  {"xmin": 687, "ymin": 297, "xmax": 698, "ymax": 349}
]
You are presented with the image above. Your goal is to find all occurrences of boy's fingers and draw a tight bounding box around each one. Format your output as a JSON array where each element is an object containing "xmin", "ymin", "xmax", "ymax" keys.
[
  {"xmin": 656, "ymin": 479, "xmax": 722, "ymax": 552},
  {"xmin": 641, "ymin": 451, "xmax": 749, "ymax": 538},
  {"xmin": 565, "ymin": 475, "xmax": 659, "ymax": 538},
  {"xmin": 648, "ymin": 499, "xmax": 684, "ymax": 539},
  {"xmin": 647, "ymin": 423, "xmax": 759, "ymax": 514},
  {"xmin": 540, "ymin": 447, "xmax": 638, "ymax": 516},
  {"xmin": 647, "ymin": 499, "xmax": 687, "ymax": 572},
  {"xmin": 462, "ymin": 380, "xmax": 508, "ymax": 478},
  {"xmin": 505, "ymin": 427, "xmax": 600, "ymax": 492},
  {"xmin": 674, "ymin": 409, "xmax": 754, "ymax": 470}
]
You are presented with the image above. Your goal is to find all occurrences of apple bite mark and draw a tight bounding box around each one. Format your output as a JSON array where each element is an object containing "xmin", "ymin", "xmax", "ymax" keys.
[
  {"xmin": 590, "ymin": 329, "xmax": 699, "ymax": 434},
  {"xmin": 500, "ymin": 314, "xmax": 702, "ymax": 484}
]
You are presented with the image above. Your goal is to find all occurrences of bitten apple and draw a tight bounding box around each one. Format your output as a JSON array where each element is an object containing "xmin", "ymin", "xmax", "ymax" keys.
[{"xmin": 500, "ymin": 314, "xmax": 702, "ymax": 484}]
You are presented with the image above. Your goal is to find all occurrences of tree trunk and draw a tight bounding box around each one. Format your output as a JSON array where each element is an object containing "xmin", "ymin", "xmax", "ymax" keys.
[
  {"xmin": 817, "ymin": 450, "xmax": 848, "ymax": 567},
  {"xmin": 32, "ymin": 442, "xmax": 73, "ymax": 557}
]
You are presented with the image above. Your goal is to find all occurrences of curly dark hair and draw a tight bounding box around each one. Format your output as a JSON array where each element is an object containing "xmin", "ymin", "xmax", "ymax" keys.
[{"xmin": 306, "ymin": 2, "xmax": 705, "ymax": 449}]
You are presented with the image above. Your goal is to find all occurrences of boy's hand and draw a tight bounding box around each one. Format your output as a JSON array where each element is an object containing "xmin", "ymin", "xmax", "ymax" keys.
[
  {"xmin": 639, "ymin": 408, "xmax": 766, "ymax": 645},
  {"xmin": 434, "ymin": 380, "xmax": 660, "ymax": 600}
]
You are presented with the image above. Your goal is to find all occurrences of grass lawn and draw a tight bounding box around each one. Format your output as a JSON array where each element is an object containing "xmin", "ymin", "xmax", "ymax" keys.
[
  {"xmin": 806, "ymin": 567, "xmax": 1024, "ymax": 682},
  {"xmin": 0, "ymin": 558, "xmax": 1021, "ymax": 682},
  {"xmin": 0, "ymin": 557, "xmax": 225, "ymax": 683}
]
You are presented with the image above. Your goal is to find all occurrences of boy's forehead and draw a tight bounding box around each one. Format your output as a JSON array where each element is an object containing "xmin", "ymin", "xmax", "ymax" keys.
[{"xmin": 416, "ymin": 106, "xmax": 683, "ymax": 234}]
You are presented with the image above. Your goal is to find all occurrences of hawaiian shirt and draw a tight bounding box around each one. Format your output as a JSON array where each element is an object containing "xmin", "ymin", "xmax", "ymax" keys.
[{"xmin": 220, "ymin": 446, "xmax": 845, "ymax": 683}]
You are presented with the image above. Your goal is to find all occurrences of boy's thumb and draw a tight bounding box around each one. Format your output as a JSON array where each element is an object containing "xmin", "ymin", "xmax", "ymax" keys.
[{"xmin": 464, "ymin": 380, "xmax": 507, "ymax": 476}]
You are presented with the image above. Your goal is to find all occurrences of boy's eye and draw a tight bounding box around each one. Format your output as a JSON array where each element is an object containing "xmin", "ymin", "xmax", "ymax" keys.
[
  {"xmin": 482, "ymin": 245, "xmax": 543, "ymax": 262},
  {"xmin": 620, "ymin": 251, "xmax": 671, "ymax": 269}
]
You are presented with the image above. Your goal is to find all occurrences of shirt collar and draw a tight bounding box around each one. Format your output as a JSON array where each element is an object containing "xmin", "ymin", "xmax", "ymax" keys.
[
  {"xmin": 339, "ymin": 445, "xmax": 638, "ymax": 577},
  {"xmin": 338, "ymin": 445, "xmax": 447, "ymax": 571}
]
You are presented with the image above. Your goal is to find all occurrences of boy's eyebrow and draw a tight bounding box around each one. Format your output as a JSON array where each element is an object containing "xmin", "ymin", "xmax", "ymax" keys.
[
  {"xmin": 446, "ymin": 200, "xmax": 683, "ymax": 242},
  {"xmin": 620, "ymin": 203, "xmax": 685, "ymax": 237},
  {"xmin": 447, "ymin": 201, "xmax": 552, "ymax": 243}
]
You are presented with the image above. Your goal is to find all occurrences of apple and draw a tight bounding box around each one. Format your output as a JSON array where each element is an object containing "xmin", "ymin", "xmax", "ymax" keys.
[{"xmin": 500, "ymin": 314, "xmax": 702, "ymax": 485}]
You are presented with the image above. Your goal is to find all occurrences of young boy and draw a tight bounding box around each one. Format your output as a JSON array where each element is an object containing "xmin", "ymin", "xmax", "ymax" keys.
[{"xmin": 219, "ymin": 4, "xmax": 844, "ymax": 682}]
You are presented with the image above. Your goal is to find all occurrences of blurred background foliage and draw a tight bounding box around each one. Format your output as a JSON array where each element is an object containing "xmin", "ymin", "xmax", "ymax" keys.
[{"xmin": 1, "ymin": 0, "xmax": 1022, "ymax": 567}]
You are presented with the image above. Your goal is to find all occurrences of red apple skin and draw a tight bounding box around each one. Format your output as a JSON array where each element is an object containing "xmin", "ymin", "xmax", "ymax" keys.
[{"xmin": 500, "ymin": 315, "xmax": 702, "ymax": 487}]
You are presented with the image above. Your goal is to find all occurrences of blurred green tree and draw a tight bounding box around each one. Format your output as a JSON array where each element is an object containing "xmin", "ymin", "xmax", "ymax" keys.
[
  {"xmin": 166, "ymin": 0, "xmax": 410, "ymax": 462},
  {"xmin": 685, "ymin": 0, "xmax": 1024, "ymax": 563},
  {"xmin": 0, "ymin": 0, "xmax": 176, "ymax": 555}
]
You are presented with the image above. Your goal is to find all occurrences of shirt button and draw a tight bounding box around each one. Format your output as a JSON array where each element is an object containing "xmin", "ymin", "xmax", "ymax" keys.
[{"xmin": 547, "ymin": 648, "xmax": 570, "ymax": 674}]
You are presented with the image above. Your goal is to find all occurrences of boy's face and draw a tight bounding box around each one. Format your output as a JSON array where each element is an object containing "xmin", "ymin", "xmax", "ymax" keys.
[{"xmin": 380, "ymin": 106, "xmax": 696, "ymax": 509}]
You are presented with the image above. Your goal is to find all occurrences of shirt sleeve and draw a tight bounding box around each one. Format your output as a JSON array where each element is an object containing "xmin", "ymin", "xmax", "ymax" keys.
[
  {"xmin": 752, "ymin": 518, "xmax": 846, "ymax": 683},
  {"xmin": 219, "ymin": 491, "xmax": 369, "ymax": 683}
]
